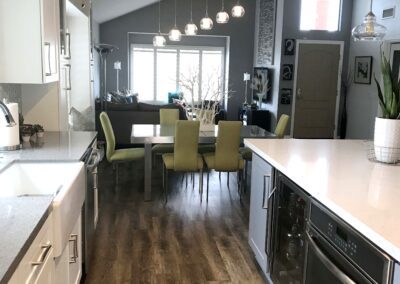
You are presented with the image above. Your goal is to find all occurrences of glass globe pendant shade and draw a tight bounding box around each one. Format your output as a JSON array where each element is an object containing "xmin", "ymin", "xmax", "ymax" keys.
[
  {"xmin": 231, "ymin": 4, "xmax": 245, "ymax": 18},
  {"xmin": 200, "ymin": 16, "xmax": 213, "ymax": 30},
  {"xmin": 216, "ymin": 10, "xmax": 229, "ymax": 24},
  {"xmin": 352, "ymin": 12, "xmax": 387, "ymax": 41},
  {"xmin": 185, "ymin": 22, "xmax": 198, "ymax": 35},
  {"xmin": 153, "ymin": 34, "xmax": 166, "ymax": 47},
  {"xmin": 169, "ymin": 27, "xmax": 182, "ymax": 41}
]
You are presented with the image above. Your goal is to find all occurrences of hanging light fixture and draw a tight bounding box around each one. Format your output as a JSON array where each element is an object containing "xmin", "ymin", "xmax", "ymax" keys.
[
  {"xmin": 216, "ymin": 0, "xmax": 229, "ymax": 24},
  {"xmin": 231, "ymin": 0, "xmax": 245, "ymax": 18},
  {"xmin": 352, "ymin": 0, "xmax": 387, "ymax": 41},
  {"xmin": 200, "ymin": 0, "xmax": 213, "ymax": 30},
  {"xmin": 185, "ymin": 0, "xmax": 198, "ymax": 35},
  {"xmin": 169, "ymin": 0, "xmax": 182, "ymax": 41},
  {"xmin": 153, "ymin": 0, "xmax": 166, "ymax": 47}
]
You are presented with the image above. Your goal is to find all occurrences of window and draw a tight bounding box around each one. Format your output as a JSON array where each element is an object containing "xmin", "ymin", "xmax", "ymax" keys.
[
  {"xmin": 130, "ymin": 45, "xmax": 225, "ymax": 102},
  {"xmin": 300, "ymin": 0, "xmax": 341, "ymax": 31}
]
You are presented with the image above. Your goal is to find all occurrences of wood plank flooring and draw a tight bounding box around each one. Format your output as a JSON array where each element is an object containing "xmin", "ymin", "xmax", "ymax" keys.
[{"xmin": 84, "ymin": 159, "xmax": 266, "ymax": 284}]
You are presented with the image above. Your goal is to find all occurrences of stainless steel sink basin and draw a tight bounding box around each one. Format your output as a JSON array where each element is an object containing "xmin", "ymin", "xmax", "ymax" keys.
[{"xmin": 0, "ymin": 161, "xmax": 86, "ymax": 256}]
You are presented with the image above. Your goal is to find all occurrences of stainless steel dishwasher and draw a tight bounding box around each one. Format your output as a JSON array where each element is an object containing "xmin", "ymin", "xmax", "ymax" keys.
[{"xmin": 305, "ymin": 201, "xmax": 394, "ymax": 284}]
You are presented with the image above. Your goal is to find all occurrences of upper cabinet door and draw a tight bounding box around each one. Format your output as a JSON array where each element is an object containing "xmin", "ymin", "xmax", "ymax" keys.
[{"xmin": 0, "ymin": 0, "xmax": 60, "ymax": 84}]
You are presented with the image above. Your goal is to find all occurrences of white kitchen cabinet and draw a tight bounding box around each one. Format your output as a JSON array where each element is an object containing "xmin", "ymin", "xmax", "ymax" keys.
[
  {"xmin": 8, "ymin": 214, "xmax": 55, "ymax": 284},
  {"xmin": 248, "ymin": 153, "xmax": 272, "ymax": 277},
  {"xmin": 0, "ymin": 0, "xmax": 60, "ymax": 84},
  {"xmin": 394, "ymin": 263, "xmax": 400, "ymax": 284},
  {"xmin": 54, "ymin": 212, "xmax": 82, "ymax": 284}
]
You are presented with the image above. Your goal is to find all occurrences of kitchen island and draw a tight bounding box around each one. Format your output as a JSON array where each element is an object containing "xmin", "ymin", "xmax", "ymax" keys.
[
  {"xmin": 0, "ymin": 131, "xmax": 96, "ymax": 283},
  {"xmin": 244, "ymin": 138, "xmax": 400, "ymax": 283}
]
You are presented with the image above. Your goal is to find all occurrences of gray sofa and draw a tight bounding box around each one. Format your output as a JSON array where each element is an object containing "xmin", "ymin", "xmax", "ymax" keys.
[{"xmin": 95, "ymin": 101, "xmax": 186, "ymax": 147}]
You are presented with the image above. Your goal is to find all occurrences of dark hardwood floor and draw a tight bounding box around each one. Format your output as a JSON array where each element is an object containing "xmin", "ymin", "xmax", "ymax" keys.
[{"xmin": 84, "ymin": 159, "xmax": 265, "ymax": 284}]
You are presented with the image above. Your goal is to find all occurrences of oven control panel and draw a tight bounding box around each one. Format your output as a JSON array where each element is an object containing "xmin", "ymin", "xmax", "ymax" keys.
[{"xmin": 327, "ymin": 222, "xmax": 357, "ymax": 257}]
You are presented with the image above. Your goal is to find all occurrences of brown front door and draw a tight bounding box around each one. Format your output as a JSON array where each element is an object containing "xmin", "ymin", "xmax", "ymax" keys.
[{"xmin": 293, "ymin": 42, "xmax": 341, "ymax": 138}]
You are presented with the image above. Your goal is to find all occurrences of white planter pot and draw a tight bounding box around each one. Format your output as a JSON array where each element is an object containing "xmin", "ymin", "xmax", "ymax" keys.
[
  {"xmin": 374, "ymin": 117, "xmax": 400, "ymax": 163},
  {"xmin": 36, "ymin": 131, "xmax": 44, "ymax": 138},
  {"xmin": 22, "ymin": 135, "xmax": 31, "ymax": 142}
]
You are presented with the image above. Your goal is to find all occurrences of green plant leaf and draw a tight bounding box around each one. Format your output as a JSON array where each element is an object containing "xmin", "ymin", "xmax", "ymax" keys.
[{"xmin": 375, "ymin": 75, "xmax": 390, "ymax": 118}]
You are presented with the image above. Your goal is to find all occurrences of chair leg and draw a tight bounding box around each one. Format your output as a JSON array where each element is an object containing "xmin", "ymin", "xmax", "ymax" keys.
[
  {"xmin": 238, "ymin": 170, "xmax": 243, "ymax": 202},
  {"xmin": 199, "ymin": 169, "xmax": 203, "ymax": 202},
  {"xmin": 244, "ymin": 161, "xmax": 248, "ymax": 194},
  {"xmin": 185, "ymin": 173, "xmax": 188, "ymax": 188},
  {"xmin": 164, "ymin": 167, "xmax": 168, "ymax": 204},
  {"xmin": 207, "ymin": 171, "xmax": 210, "ymax": 202},
  {"xmin": 114, "ymin": 163, "xmax": 119, "ymax": 187},
  {"xmin": 192, "ymin": 172, "xmax": 195, "ymax": 189},
  {"xmin": 227, "ymin": 172, "xmax": 230, "ymax": 188},
  {"xmin": 219, "ymin": 171, "xmax": 221, "ymax": 182}
]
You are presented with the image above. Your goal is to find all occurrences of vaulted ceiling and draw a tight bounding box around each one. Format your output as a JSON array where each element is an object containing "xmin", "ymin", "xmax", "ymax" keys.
[{"xmin": 92, "ymin": 0, "xmax": 157, "ymax": 23}]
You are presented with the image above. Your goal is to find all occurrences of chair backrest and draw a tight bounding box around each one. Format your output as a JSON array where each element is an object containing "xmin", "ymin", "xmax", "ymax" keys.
[
  {"xmin": 275, "ymin": 114, "xmax": 290, "ymax": 138},
  {"xmin": 160, "ymin": 108, "xmax": 179, "ymax": 125},
  {"xmin": 99, "ymin": 112, "xmax": 116, "ymax": 162},
  {"xmin": 173, "ymin": 120, "xmax": 200, "ymax": 171},
  {"xmin": 215, "ymin": 121, "xmax": 242, "ymax": 171}
]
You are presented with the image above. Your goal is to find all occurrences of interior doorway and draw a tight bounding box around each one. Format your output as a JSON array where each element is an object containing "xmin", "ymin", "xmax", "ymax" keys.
[{"xmin": 291, "ymin": 40, "xmax": 343, "ymax": 138}]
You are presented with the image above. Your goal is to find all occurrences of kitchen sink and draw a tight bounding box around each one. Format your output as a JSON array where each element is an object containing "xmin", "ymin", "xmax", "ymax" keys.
[{"xmin": 0, "ymin": 161, "xmax": 86, "ymax": 257}]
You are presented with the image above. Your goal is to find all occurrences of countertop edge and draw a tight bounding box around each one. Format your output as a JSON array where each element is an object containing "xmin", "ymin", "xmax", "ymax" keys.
[{"xmin": 244, "ymin": 139, "xmax": 400, "ymax": 263}]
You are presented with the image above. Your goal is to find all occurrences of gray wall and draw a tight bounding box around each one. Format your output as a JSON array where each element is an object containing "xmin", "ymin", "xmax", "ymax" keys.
[
  {"xmin": 99, "ymin": 0, "xmax": 256, "ymax": 119},
  {"xmin": 276, "ymin": 0, "xmax": 353, "ymax": 134},
  {"xmin": 346, "ymin": 0, "xmax": 400, "ymax": 139}
]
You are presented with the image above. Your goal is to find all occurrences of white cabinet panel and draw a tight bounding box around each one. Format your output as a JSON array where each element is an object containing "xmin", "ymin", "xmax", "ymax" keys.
[
  {"xmin": 249, "ymin": 154, "xmax": 272, "ymax": 277},
  {"xmin": 0, "ymin": 0, "xmax": 59, "ymax": 84}
]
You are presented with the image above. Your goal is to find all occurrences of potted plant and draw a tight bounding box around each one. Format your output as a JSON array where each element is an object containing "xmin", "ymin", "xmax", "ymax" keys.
[
  {"xmin": 33, "ymin": 124, "xmax": 45, "ymax": 138},
  {"xmin": 373, "ymin": 51, "xmax": 400, "ymax": 163},
  {"xmin": 21, "ymin": 124, "xmax": 33, "ymax": 142}
]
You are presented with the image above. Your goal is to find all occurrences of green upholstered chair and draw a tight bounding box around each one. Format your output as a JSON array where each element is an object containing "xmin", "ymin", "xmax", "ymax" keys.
[
  {"xmin": 162, "ymin": 120, "xmax": 204, "ymax": 203},
  {"xmin": 240, "ymin": 114, "xmax": 290, "ymax": 191},
  {"xmin": 203, "ymin": 121, "xmax": 244, "ymax": 201},
  {"xmin": 152, "ymin": 109, "xmax": 180, "ymax": 156},
  {"xmin": 99, "ymin": 112, "xmax": 145, "ymax": 185}
]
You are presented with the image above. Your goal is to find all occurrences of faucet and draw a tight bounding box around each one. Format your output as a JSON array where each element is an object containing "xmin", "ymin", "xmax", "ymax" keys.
[{"xmin": 0, "ymin": 101, "xmax": 16, "ymax": 127}]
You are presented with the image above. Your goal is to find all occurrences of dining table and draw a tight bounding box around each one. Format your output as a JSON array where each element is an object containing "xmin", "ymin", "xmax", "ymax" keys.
[{"xmin": 130, "ymin": 124, "xmax": 276, "ymax": 201}]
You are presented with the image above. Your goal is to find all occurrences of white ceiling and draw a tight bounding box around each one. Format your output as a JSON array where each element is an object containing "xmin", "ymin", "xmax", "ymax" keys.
[{"xmin": 92, "ymin": 0, "xmax": 157, "ymax": 23}]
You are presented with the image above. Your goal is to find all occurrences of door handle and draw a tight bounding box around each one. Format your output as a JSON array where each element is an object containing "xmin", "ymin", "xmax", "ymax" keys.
[
  {"xmin": 44, "ymin": 42, "xmax": 52, "ymax": 76},
  {"xmin": 65, "ymin": 33, "xmax": 71, "ymax": 59},
  {"xmin": 262, "ymin": 174, "xmax": 271, "ymax": 209},
  {"xmin": 296, "ymin": 88, "xmax": 302, "ymax": 100},
  {"xmin": 69, "ymin": 234, "xmax": 79, "ymax": 263},
  {"xmin": 64, "ymin": 64, "xmax": 71, "ymax": 90},
  {"xmin": 305, "ymin": 231, "xmax": 356, "ymax": 284}
]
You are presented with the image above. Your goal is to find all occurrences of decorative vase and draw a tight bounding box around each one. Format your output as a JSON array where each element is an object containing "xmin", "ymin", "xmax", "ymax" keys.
[
  {"xmin": 257, "ymin": 93, "xmax": 264, "ymax": 109},
  {"xmin": 374, "ymin": 117, "xmax": 400, "ymax": 163},
  {"xmin": 200, "ymin": 122, "xmax": 215, "ymax": 132}
]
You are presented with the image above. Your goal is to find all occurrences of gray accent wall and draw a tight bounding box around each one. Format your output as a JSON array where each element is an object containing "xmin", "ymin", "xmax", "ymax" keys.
[
  {"xmin": 99, "ymin": 0, "xmax": 256, "ymax": 120},
  {"xmin": 346, "ymin": 0, "xmax": 400, "ymax": 139}
]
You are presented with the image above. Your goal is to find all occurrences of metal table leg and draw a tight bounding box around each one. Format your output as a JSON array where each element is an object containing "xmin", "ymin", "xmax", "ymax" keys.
[{"xmin": 144, "ymin": 143, "xmax": 152, "ymax": 201}]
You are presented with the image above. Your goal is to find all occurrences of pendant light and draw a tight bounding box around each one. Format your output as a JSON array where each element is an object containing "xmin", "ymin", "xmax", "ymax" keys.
[
  {"xmin": 153, "ymin": 0, "xmax": 166, "ymax": 47},
  {"xmin": 185, "ymin": 0, "xmax": 198, "ymax": 35},
  {"xmin": 200, "ymin": 0, "xmax": 213, "ymax": 30},
  {"xmin": 169, "ymin": 0, "xmax": 182, "ymax": 41},
  {"xmin": 351, "ymin": 0, "xmax": 387, "ymax": 41},
  {"xmin": 231, "ymin": 0, "xmax": 245, "ymax": 18},
  {"xmin": 216, "ymin": 0, "xmax": 229, "ymax": 24}
]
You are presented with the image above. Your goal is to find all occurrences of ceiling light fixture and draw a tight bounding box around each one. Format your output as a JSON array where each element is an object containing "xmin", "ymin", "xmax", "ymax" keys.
[
  {"xmin": 185, "ymin": 0, "xmax": 198, "ymax": 35},
  {"xmin": 153, "ymin": 0, "xmax": 166, "ymax": 47},
  {"xmin": 352, "ymin": 0, "xmax": 387, "ymax": 41},
  {"xmin": 231, "ymin": 0, "xmax": 245, "ymax": 18},
  {"xmin": 216, "ymin": 0, "xmax": 229, "ymax": 24},
  {"xmin": 200, "ymin": 0, "xmax": 213, "ymax": 30},
  {"xmin": 169, "ymin": 0, "xmax": 182, "ymax": 41}
]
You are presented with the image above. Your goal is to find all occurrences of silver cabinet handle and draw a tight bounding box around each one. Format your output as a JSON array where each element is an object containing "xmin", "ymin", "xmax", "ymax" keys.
[
  {"xmin": 44, "ymin": 42, "xmax": 52, "ymax": 76},
  {"xmin": 262, "ymin": 174, "xmax": 271, "ymax": 209},
  {"xmin": 69, "ymin": 234, "xmax": 78, "ymax": 263},
  {"xmin": 65, "ymin": 33, "xmax": 71, "ymax": 59},
  {"xmin": 296, "ymin": 88, "xmax": 302, "ymax": 100},
  {"xmin": 31, "ymin": 243, "xmax": 52, "ymax": 266},
  {"xmin": 64, "ymin": 64, "xmax": 71, "ymax": 90},
  {"xmin": 306, "ymin": 231, "xmax": 356, "ymax": 284}
]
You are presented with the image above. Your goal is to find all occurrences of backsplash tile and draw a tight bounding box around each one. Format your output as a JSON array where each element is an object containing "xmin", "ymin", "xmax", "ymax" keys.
[{"xmin": 0, "ymin": 84, "xmax": 22, "ymax": 104}]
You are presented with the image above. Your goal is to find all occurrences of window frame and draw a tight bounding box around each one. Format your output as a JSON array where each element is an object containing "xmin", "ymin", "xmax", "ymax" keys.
[
  {"xmin": 299, "ymin": 0, "xmax": 343, "ymax": 32},
  {"xmin": 130, "ymin": 44, "xmax": 226, "ymax": 102}
]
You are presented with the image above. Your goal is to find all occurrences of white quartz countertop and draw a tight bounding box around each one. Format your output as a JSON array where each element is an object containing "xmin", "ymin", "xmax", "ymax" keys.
[{"xmin": 244, "ymin": 139, "xmax": 400, "ymax": 262}]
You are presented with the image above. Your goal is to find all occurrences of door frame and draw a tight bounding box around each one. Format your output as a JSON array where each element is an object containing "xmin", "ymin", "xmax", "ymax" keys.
[{"xmin": 290, "ymin": 40, "xmax": 344, "ymax": 138}]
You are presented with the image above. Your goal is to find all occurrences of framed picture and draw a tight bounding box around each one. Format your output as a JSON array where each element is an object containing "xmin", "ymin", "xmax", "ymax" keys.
[
  {"xmin": 284, "ymin": 39, "xmax": 296, "ymax": 56},
  {"xmin": 255, "ymin": 0, "xmax": 277, "ymax": 65},
  {"xmin": 251, "ymin": 67, "xmax": 272, "ymax": 102},
  {"xmin": 280, "ymin": 88, "xmax": 292, "ymax": 104},
  {"xmin": 354, "ymin": 56, "xmax": 373, "ymax": 84},
  {"xmin": 282, "ymin": 64, "xmax": 294, "ymax": 81},
  {"xmin": 390, "ymin": 43, "xmax": 400, "ymax": 82}
]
